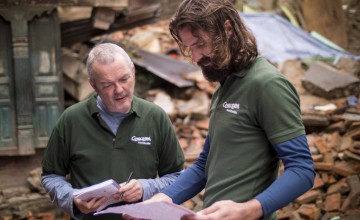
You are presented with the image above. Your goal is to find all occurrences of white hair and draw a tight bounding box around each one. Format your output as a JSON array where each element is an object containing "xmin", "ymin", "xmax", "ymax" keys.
[{"xmin": 86, "ymin": 43, "xmax": 133, "ymax": 80}]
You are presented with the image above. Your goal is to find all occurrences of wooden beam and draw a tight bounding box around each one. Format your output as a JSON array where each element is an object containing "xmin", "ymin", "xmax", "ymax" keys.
[
  {"xmin": 0, "ymin": 0, "xmax": 128, "ymax": 7},
  {"xmin": 302, "ymin": 0, "xmax": 347, "ymax": 49}
]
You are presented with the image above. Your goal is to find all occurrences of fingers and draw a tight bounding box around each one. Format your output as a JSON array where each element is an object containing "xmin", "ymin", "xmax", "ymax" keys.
[
  {"xmin": 143, "ymin": 193, "xmax": 173, "ymax": 204},
  {"xmin": 180, "ymin": 215, "xmax": 199, "ymax": 220},
  {"xmin": 122, "ymin": 214, "xmax": 133, "ymax": 220},
  {"xmin": 93, "ymin": 196, "xmax": 108, "ymax": 209},
  {"xmin": 122, "ymin": 214, "xmax": 132, "ymax": 220},
  {"xmin": 74, "ymin": 197, "xmax": 108, "ymax": 214},
  {"xmin": 191, "ymin": 200, "xmax": 250, "ymax": 220},
  {"xmin": 181, "ymin": 213, "xmax": 207, "ymax": 220},
  {"xmin": 197, "ymin": 204, "xmax": 219, "ymax": 216},
  {"xmin": 122, "ymin": 214, "xmax": 142, "ymax": 220},
  {"xmin": 118, "ymin": 179, "xmax": 143, "ymax": 202}
]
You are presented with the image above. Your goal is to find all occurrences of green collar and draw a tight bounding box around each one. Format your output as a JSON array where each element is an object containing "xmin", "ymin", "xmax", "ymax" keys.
[
  {"xmin": 231, "ymin": 56, "xmax": 262, "ymax": 79},
  {"xmin": 88, "ymin": 94, "xmax": 141, "ymax": 118}
]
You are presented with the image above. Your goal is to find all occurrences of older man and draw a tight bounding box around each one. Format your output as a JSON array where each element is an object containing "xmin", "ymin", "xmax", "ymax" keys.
[{"xmin": 41, "ymin": 43, "xmax": 184, "ymax": 220}]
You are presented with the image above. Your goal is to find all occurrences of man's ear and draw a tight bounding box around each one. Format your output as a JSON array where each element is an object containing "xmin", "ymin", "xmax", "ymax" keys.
[
  {"xmin": 132, "ymin": 64, "xmax": 135, "ymax": 77},
  {"xmin": 224, "ymin": 20, "xmax": 233, "ymax": 39},
  {"xmin": 89, "ymin": 78, "xmax": 97, "ymax": 91}
]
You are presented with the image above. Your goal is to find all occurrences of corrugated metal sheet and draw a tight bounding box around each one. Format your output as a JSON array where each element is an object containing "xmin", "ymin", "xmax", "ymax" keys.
[{"xmin": 132, "ymin": 48, "xmax": 199, "ymax": 88}]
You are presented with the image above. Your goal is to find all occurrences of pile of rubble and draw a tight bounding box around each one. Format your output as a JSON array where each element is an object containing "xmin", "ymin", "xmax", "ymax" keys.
[
  {"xmin": 0, "ymin": 168, "xmax": 65, "ymax": 219},
  {"xmin": 275, "ymin": 60, "xmax": 360, "ymax": 220}
]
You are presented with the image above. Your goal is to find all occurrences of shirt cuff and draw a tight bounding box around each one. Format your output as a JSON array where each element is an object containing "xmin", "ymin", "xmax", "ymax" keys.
[{"xmin": 138, "ymin": 179, "xmax": 150, "ymax": 201}]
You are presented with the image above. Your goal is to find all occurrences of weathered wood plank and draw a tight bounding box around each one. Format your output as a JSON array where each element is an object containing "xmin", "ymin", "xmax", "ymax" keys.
[
  {"xmin": 0, "ymin": 0, "xmax": 128, "ymax": 7},
  {"xmin": 302, "ymin": 0, "xmax": 348, "ymax": 49}
]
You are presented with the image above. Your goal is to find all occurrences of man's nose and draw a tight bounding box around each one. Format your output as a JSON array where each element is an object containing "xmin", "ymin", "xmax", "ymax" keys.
[
  {"xmin": 114, "ymin": 83, "xmax": 123, "ymax": 93},
  {"xmin": 192, "ymin": 49, "xmax": 203, "ymax": 64}
]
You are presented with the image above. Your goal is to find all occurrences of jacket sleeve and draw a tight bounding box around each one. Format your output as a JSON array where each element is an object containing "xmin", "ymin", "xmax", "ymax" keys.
[
  {"xmin": 162, "ymin": 136, "xmax": 209, "ymax": 204},
  {"xmin": 41, "ymin": 173, "xmax": 83, "ymax": 220},
  {"xmin": 255, "ymin": 135, "xmax": 315, "ymax": 217}
]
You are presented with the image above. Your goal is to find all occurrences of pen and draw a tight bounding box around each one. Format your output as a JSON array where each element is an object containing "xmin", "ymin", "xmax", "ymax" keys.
[{"xmin": 120, "ymin": 171, "xmax": 133, "ymax": 200}]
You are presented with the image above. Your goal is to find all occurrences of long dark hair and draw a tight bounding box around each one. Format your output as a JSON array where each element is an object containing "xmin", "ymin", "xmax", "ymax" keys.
[{"xmin": 169, "ymin": 0, "xmax": 258, "ymax": 72}]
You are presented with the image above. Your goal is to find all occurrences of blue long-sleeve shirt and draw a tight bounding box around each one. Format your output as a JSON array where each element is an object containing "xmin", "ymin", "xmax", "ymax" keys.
[{"xmin": 162, "ymin": 134, "xmax": 315, "ymax": 217}]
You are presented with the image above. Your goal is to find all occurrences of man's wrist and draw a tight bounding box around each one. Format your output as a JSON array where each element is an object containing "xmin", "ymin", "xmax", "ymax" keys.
[
  {"xmin": 244, "ymin": 199, "xmax": 263, "ymax": 219},
  {"xmin": 72, "ymin": 198, "xmax": 84, "ymax": 220},
  {"xmin": 137, "ymin": 179, "xmax": 148, "ymax": 201}
]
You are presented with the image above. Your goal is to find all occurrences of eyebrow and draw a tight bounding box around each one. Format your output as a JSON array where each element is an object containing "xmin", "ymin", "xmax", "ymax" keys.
[
  {"xmin": 180, "ymin": 37, "xmax": 203, "ymax": 48},
  {"xmin": 100, "ymin": 81, "xmax": 112, "ymax": 85},
  {"xmin": 191, "ymin": 38, "xmax": 202, "ymax": 47}
]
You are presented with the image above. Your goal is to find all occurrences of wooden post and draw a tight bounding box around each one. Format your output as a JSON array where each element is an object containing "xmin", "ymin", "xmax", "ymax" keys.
[{"xmin": 302, "ymin": 0, "xmax": 348, "ymax": 49}]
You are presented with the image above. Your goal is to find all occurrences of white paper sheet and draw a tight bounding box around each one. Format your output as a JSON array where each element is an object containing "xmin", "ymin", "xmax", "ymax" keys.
[
  {"xmin": 95, "ymin": 201, "xmax": 196, "ymax": 220},
  {"xmin": 73, "ymin": 179, "xmax": 120, "ymax": 212}
]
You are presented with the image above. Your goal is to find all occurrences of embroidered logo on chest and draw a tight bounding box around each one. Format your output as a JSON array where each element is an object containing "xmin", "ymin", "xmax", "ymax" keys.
[
  {"xmin": 131, "ymin": 136, "xmax": 152, "ymax": 145},
  {"xmin": 222, "ymin": 101, "xmax": 240, "ymax": 114}
]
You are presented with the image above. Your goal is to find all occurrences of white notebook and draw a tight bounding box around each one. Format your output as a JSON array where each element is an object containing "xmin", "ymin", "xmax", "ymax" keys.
[
  {"xmin": 95, "ymin": 201, "xmax": 196, "ymax": 220},
  {"xmin": 73, "ymin": 179, "xmax": 120, "ymax": 212}
]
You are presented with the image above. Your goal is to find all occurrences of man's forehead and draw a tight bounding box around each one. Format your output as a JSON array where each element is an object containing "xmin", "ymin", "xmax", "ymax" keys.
[{"xmin": 178, "ymin": 28, "xmax": 208, "ymax": 44}]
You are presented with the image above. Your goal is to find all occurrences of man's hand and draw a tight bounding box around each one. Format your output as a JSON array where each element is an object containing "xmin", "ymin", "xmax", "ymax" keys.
[
  {"xmin": 113, "ymin": 179, "xmax": 143, "ymax": 202},
  {"xmin": 181, "ymin": 199, "xmax": 263, "ymax": 220},
  {"xmin": 143, "ymin": 192, "xmax": 173, "ymax": 204},
  {"xmin": 73, "ymin": 197, "xmax": 107, "ymax": 214},
  {"xmin": 122, "ymin": 214, "xmax": 142, "ymax": 220}
]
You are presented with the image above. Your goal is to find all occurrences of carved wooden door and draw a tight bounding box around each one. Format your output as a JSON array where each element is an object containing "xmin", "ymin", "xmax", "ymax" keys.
[{"xmin": 0, "ymin": 8, "xmax": 63, "ymax": 155}]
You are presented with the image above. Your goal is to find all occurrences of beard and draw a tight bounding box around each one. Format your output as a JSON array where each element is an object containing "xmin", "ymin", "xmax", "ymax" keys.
[{"xmin": 197, "ymin": 56, "xmax": 232, "ymax": 83}]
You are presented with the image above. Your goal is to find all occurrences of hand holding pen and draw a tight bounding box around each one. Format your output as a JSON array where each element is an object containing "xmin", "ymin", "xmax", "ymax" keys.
[
  {"xmin": 116, "ymin": 171, "xmax": 144, "ymax": 202},
  {"xmin": 120, "ymin": 171, "xmax": 133, "ymax": 200}
]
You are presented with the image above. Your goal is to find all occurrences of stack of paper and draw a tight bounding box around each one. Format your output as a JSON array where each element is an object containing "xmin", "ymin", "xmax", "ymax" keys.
[
  {"xmin": 73, "ymin": 179, "xmax": 120, "ymax": 212},
  {"xmin": 95, "ymin": 201, "xmax": 196, "ymax": 220}
]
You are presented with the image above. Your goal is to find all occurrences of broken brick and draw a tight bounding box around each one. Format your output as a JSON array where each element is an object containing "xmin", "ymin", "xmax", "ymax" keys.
[
  {"xmin": 296, "ymin": 190, "xmax": 321, "ymax": 204},
  {"xmin": 323, "ymin": 193, "xmax": 341, "ymax": 212}
]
